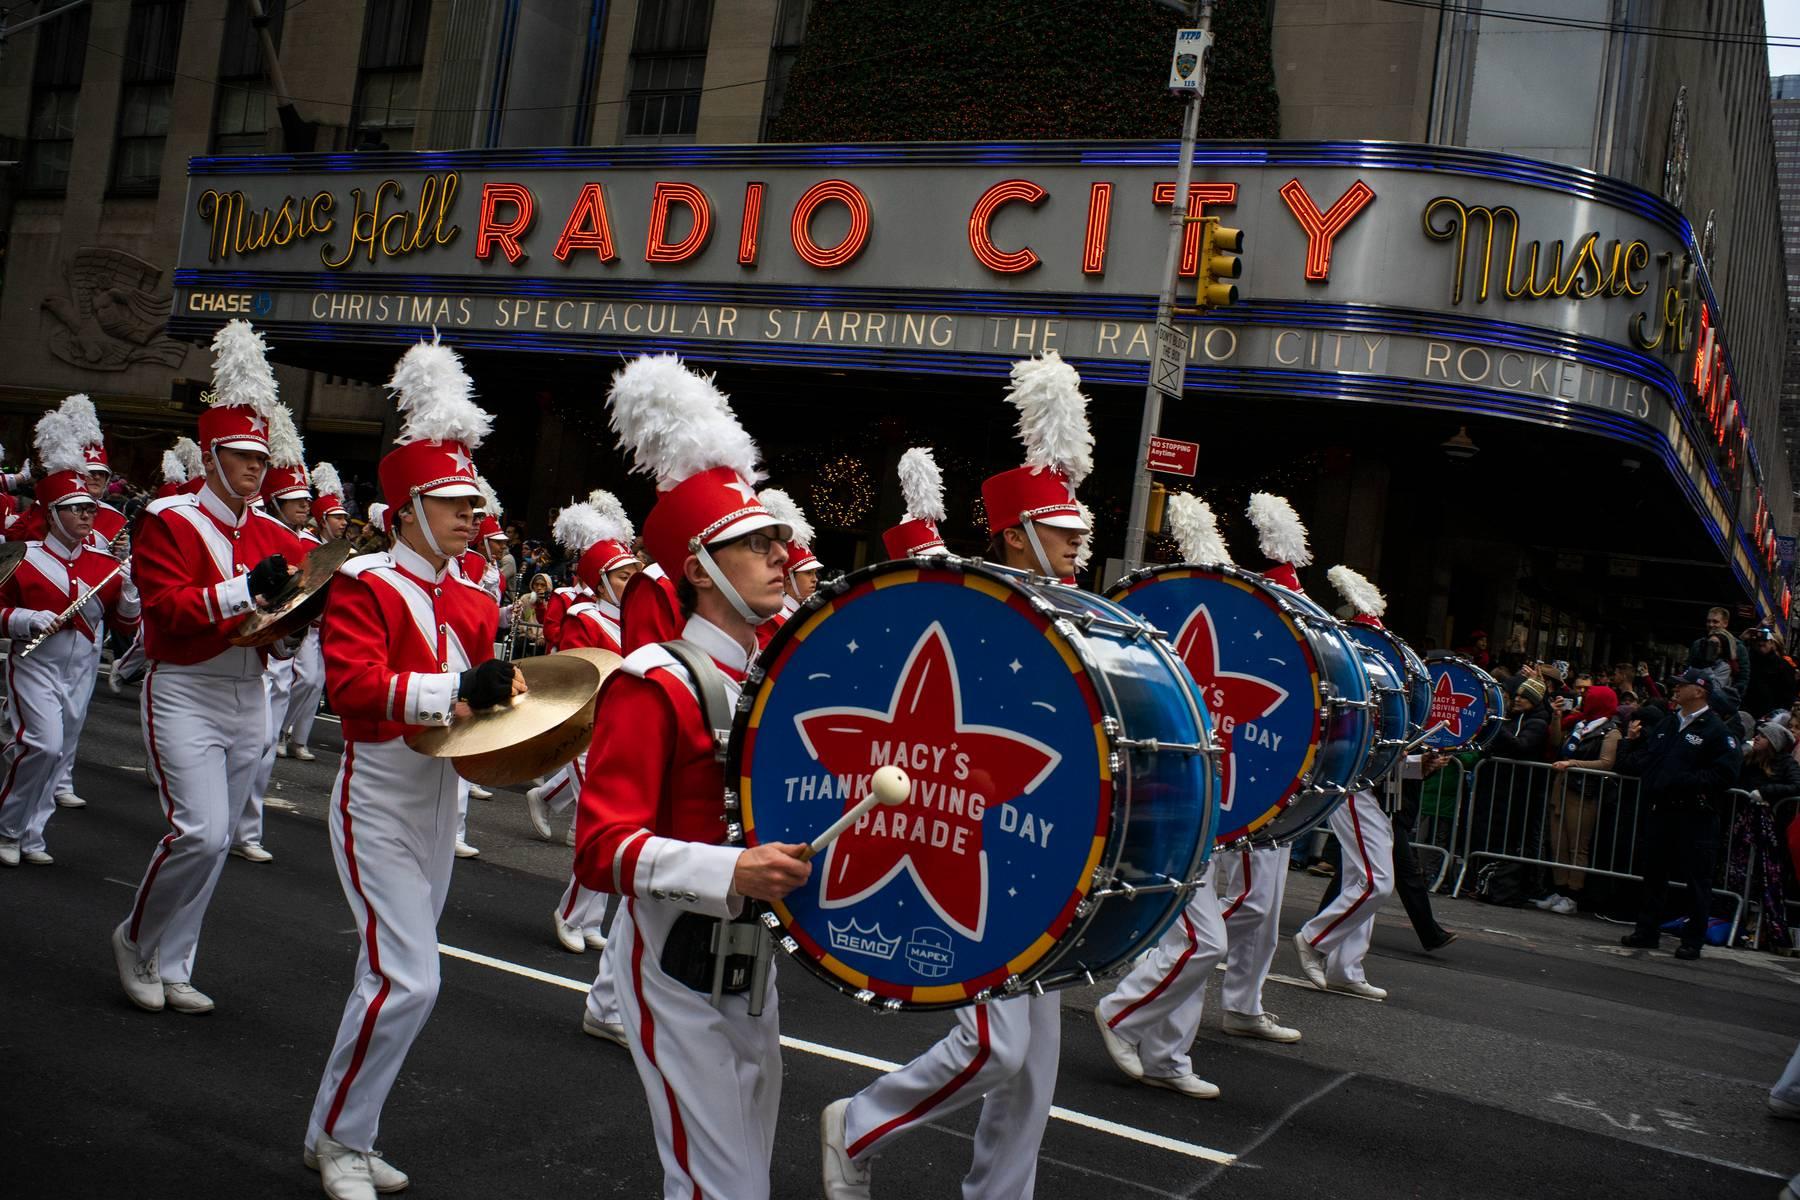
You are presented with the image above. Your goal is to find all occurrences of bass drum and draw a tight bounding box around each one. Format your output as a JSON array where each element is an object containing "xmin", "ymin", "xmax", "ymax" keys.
[
  {"xmin": 1420, "ymin": 653, "xmax": 1505, "ymax": 750},
  {"xmin": 730, "ymin": 558, "xmax": 1218, "ymax": 1011},
  {"xmin": 1353, "ymin": 648, "xmax": 1410, "ymax": 785},
  {"xmin": 1109, "ymin": 564, "xmax": 1375, "ymax": 848},
  {"xmin": 1343, "ymin": 622, "xmax": 1431, "ymax": 735}
]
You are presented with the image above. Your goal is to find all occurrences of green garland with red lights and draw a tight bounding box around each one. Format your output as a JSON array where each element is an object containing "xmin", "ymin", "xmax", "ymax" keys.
[{"xmin": 768, "ymin": 0, "xmax": 1279, "ymax": 143}]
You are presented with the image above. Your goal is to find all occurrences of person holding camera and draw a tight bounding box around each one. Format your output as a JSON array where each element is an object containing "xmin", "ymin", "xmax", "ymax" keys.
[{"xmin": 1743, "ymin": 628, "xmax": 1798, "ymax": 721}]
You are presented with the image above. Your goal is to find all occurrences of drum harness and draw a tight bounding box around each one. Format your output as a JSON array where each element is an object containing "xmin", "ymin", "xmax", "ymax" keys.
[{"xmin": 657, "ymin": 638, "xmax": 777, "ymax": 1015}]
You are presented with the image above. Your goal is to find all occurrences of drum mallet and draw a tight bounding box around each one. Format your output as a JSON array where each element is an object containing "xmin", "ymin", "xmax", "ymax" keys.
[{"xmin": 799, "ymin": 764, "xmax": 912, "ymax": 861}]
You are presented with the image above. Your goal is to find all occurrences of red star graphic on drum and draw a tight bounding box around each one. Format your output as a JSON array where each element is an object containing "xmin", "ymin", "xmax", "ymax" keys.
[
  {"xmin": 794, "ymin": 623, "xmax": 1059, "ymax": 941},
  {"xmin": 1173, "ymin": 607, "xmax": 1287, "ymax": 814},
  {"xmin": 1428, "ymin": 672, "xmax": 1478, "ymax": 737}
]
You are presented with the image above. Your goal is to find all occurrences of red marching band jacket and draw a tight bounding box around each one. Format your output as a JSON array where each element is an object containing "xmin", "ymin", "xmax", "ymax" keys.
[
  {"xmin": 572, "ymin": 615, "xmax": 752, "ymax": 916},
  {"xmin": 0, "ymin": 541, "xmax": 138, "ymax": 645},
  {"xmin": 560, "ymin": 596, "xmax": 623, "ymax": 655},
  {"xmin": 321, "ymin": 540, "xmax": 499, "ymax": 744},
  {"xmin": 133, "ymin": 488, "xmax": 306, "ymax": 666}
]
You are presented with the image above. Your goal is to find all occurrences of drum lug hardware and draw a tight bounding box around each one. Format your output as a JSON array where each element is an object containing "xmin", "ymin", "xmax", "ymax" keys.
[
  {"xmin": 723, "ymin": 789, "xmax": 740, "ymax": 812},
  {"xmin": 1109, "ymin": 752, "xmax": 1123, "ymax": 775},
  {"xmin": 1074, "ymin": 898, "xmax": 1093, "ymax": 918},
  {"xmin": 744, "ymin": 665, "xmax": 766, "ymax": 687},
  {"xmin": 1053, "ymin": 617, "xmax": 1080, "ymax": 642},
  {"xmin": 826, "ymin": 577, "xmax": 851, "ymax": 597},
  {"xmin": 881, "ymin": 997, "xmax": 903, "ymax": 1013},
  {"xmin": 758, "ymin": 909, "xmax": 781, "ymax": 929},
  {"xmin": 779, "ymin": 935, "xmax": 799, "ymax": 954},
  {"xmin": 1101, "ymin": 716, "xmax": 1121, "ymax": 738},
  {"xmin": 724, "ymin": 822, "xmax": 744, "ymax": 844},
  {"xmin": 855, "ymin": 988, "xmax": 877, "ymax": 1005}
]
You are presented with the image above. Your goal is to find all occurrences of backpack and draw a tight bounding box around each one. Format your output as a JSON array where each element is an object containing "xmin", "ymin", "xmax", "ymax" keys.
[{"xmin": 1475, "ymin": 859, "xmax": 1531, "ymax": 906}]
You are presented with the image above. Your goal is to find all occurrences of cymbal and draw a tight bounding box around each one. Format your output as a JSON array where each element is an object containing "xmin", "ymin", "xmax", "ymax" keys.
[
  {"xmin": 407, "ymin": 653, "xmax": 612, "ymax": 787},
  {"xmin": 230, "ymin": 537, "xmax": 356, "ymax": 647},
  {"xmin": 0, "ymin": 542, "xmax": 27, "ymax": 589}
]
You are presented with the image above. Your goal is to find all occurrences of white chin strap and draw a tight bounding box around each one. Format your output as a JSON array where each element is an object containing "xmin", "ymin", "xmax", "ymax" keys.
[
  {"xmin": 600, "ymin": 573, "xmax": 620, "ymax": 606},
  {"xmin": 215, "ymin": 449, "xmax": 265, "ymax": 502},
  {"xmin": 410, "ymin": 495, "xmax": 447, "ymax": 558},
  {"xmin": 694, "ymin": 543, "xmax": 767, "ymax": 626},
  {"xmin": 1021, "ymin": 519, "xmax": 1057, "ymax": 578},
  {"xmin": 48, "ymin": 505, "xmax": 79, "ymax": 547}
]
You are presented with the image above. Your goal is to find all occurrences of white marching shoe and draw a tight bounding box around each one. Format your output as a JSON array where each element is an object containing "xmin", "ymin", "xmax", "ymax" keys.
[
  {"xmin": 292, "ymin": 744, "xmax": 317, "ymax": 762},
  {"xmin": 163, "ymin": 982, "xmax": 216, "ymax": 1014},
  {"xmin": 231, "ymin": 842, "xmax": 274, "ymax": 863},
  {"xmin": 22, "ymin": 849, "xmax": 53, "ymax": 865},
  {"xmin": 554, "ymin": 915, "xmax": 586, "ymax": 953},
  {"xmin": 1093, "ymin": 1004, "xmax": 1144, "ymax": 1079},
  {"xmin": 54, "ymin": 792, "xmax": 86, "ymax": 809},
  {"xmin": 453, "ymin": 840, "xmax": 480, "ymax": 859},
  {"xmin": 1327, "ymin": 979, "xmax": 1388, "ymax": 1001},
  {"xmin": 524, "ymin": 786, "xmax": 554, "ymax": 841},
  {"xmin": 275, "ymin": 739, "xmax": 290, "ymax": 759},
  {"xmin": 305, "ymin": 1135, "xmax": 410, "ymax": 1195},
  {"xmin": 1143, "ymin": 1072, "xmax": 1221, "ymax": 1100},
  {"xmin": 0, "ymin": 837, "xmax": 19, "ymax": 867},
  {"xmin": 581, "ymin": 1012, "xmax": 628, "ymax": 1047},
  {"xmin": 583, "ymin": 930, "xmax": 607, "ymax": 952},
  {"xmin": 111, "ymin": 923, "xmax": 163, "ymax": 1012},
  {"xmin": 1223, "ymin": 1010, "xmax": 1302, "ymax": 1043},
  {"xmin": 469, "ymin": 784, "xmax": 493, "ymax": 801},
  {"xmin": 820, "ymin": 1098, "xmax": 872, "ymax": 1200},
  {"xmin": 1293, "ymin": 931, "xmax": 1329, "ymax": 990}
]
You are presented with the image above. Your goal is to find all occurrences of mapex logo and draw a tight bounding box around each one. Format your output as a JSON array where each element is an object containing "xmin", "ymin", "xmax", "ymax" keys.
[
  {"xmin": 827, "ymin": 919, "xmax": 900, "ymax": 961},
  {"xmin": 905, "ymin": 927, "xmax": 955, "ymax": 978}
]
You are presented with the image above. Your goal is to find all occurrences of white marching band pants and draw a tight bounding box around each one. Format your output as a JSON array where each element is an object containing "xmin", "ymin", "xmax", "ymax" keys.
[
  {"xmin": 1218, "ymin": 843, "xmax": 1289, "ymax": 1016},
  {"xmin": 237, "ymin": 655, "xmax": 294, "ymax": 848},
  {"xmin": 50, "ymin": 651, "xmax": 101, "ymax": 800},
  {"xmin": 0, "ymin": 630, "xmax": 101, "ymax": 852},
  {"xmin": 1097, "ymin": 861, "xmax": 1229, "ymax": 1080},
  {"xmin": 123, "ymin": 656, "xmax": 269, "ymax": 983},
  {"xmin": 1298, "ymin": 790, "xmax": 1396, "ymax": 985},
  {"xmin": 306, "ymin": 738, "xmax": 461, "ymax": 1154},
  {"xmin": 553, "ymin": 749, "xmax": 609, "ymax": 933},
  {"xmin": 282, "ymin": 626, "xmax": 325, "ymax": 747},
  {"xmin": 844, "ymin": 989, "xmax": 1062, "ymax": 1200},
  {"xmin": 583, "ymin": 903, "xmax": 625, "ymax": 1029},
  {"xmin": 613, "ymin": 897, "xmax": 782, "ymax": 1200}
]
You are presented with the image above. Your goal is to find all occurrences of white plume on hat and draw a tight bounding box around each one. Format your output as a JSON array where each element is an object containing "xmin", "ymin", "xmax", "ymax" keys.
[
  {"xmin": 608, "ymin": 353, "xmax": 763, "ymax": 490},
  {"xmin": 310, "ymin": 462, "xmax": 343, "ymax": 499},
  {"xmin": 554, "ymin": 501, "xmax": 606, "ymax": 555},
  {"xmin": 173, "ymin": 437, "xmax": 203, "ymax": 480},
  {"xmin": 266, "ymin": 404, "xmax": 305, "ymax": 470},
  {"xmin": 1246, "ymin": 492, "xmax": 1312, "ymax": 566},
  {"xmin": 208, "ymin": 320, "xmax": 282, "ymax": 419},
  {"xmin": 366, "ymin": 501, "xmax": 388, "ymax": 529},
  {"xmin": 388, "ymin": 337, "xmax": 492, "ymax": 449},
  {"xmin": 160, "ymin": 450, "xmax": 187, "ymax": 486},
  {"xmin": 1004, "ymin": 351, "xmax": 1094, "ymax": 486},
  {"xmin": 58, "ymin": 394, "xmax": 104, "ymax": 459},
  {"xmin": 587, "ymin": 488, "xmax": 635, "ymax": 545},
  {"xmin": 1168, "ymin": 494, "xmax": 1231, "ymax": 565},
  {"xmin": 1328, "ymin": 565, "xmax": 1386, "ymax": 618},
  {"xmin": 34, "ymin": 409, "xmax": 85, "ymax": 476},
  {"xmin": 474, "ymin": 471, "xmax": 502, "ymax": 519},
  {"xmin": 1074, "ymin": 501, "xmax": 1096, "ymax": 572},
  {"xmin": 897, "ymin": 447, "xmax": 946, "ymax": 523},
  {"xmin": 757, "ymin": 488, "xmax": 814, "ymax": 547}
]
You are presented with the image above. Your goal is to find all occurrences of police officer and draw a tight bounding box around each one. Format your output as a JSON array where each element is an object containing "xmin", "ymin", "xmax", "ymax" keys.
[{"xmin": 1617, "ymin": 666, "xmax": 1743, "ymax": 960}]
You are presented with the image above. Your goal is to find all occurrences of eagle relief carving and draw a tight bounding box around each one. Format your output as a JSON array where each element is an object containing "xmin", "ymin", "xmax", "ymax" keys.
[{"xmin": 41, "ymin": 247, "xmax": 188, "ymax": 371}]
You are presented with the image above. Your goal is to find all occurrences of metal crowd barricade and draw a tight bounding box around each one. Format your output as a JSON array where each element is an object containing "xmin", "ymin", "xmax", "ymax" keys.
[
  {"xmin": 1724, "ymin": 788, "xmax": 1797, "ymax": 950},
  {"xmin": 1454, "ymin": 757, "xmax": 1745, "ymax": 937},
  {"xmin": 1383, "ymin": 757, "xmax": 1467, "ymax": 892}
]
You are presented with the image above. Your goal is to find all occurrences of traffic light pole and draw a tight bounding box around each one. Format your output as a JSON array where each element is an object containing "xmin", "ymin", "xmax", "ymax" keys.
[{"xmin": 1122, "ymin": 0, "xmax": 1211, "ymax": 573}]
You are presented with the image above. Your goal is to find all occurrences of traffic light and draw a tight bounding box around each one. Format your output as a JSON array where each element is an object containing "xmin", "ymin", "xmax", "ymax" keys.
[
  {"xmin": 1196, "ymin": 217, "xmax": 1243, "ymax": 308},
  {"xmin": 1147, "ymin": 482, "xmax": 1169, "ymax": 535}
]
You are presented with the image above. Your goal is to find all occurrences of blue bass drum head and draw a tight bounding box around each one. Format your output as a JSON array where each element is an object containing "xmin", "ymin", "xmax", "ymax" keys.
[
  {"xmin": 1343, "ymin": 622, "xmax": 1430, "ymax": 735},
  {"xmin": 1111, "ymin": 568, "xmax": 1324, "ymax": 845},
  {"xmin": 1422, "ymin": 655, "xmax": 1501, "ymax": 749},
  {"xmin": 737, "ymin": 563, "xmax": 1110, "ymax": 1007}
]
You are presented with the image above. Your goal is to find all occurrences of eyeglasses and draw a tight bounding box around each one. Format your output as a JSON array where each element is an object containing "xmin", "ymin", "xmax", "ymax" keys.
[
  {"xmin": 60, "ymin": 504, "xmax": 98, "ymax": 517},
  {"xmin": 725, "ymin": 532, "xmax": 789, "ymax": 557}
]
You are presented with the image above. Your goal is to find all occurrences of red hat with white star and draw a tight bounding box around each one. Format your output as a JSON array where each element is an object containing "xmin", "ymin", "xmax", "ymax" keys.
[
  {"xmin": 981, "ymin": 352, "xmax": 1093, "ymax": 535},
  {"xmin": 474, "ymin": 472, "xmax": 508, "ymax": 544},
  {"xmin": 608, "ymin": 354, "xmax": 786, "ymax": 578},
  {"xmin": 758, "ymin": 488, "xmax": 820, "ymax": 575},
  {"xmin": 378, "ymin": 337, "xmax": 492, "ymax": 512},
  {"xmin": 555, "ymin": 491, "xmax": 636, "ymax": 594},
  {"xmin": 200, "ymin": 321, "xmax": 282, "ymax": 457},
  {"xmin": 1247, "ymin": 493, "xmax": 1312, "ymax": 594},
  {"xmin": 1327, "ymin": 565, "xmax": 1386, "ymax": 629},
  {"xmin": 259, "ymin": 403, "xmax": 310, "ymax": 503},
  {"xmin": 309, "ymin": 463, "xmax": 349, "ymax": 519},
  {"xmin": 883, "ymin": 446, "xmax": 948, "ymax": 559},
  {"xmin": 33, "ymin": 402, "xmax": 94, "ymax": 508}
]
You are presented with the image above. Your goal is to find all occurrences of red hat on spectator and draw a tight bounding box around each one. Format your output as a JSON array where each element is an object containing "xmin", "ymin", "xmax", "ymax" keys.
[
  {"xmin": 883, "ymin": 446, "xmax": 949, "ymax": 559},
  {"xmin": 1248, "ymin": 492, "xmax": 1311, "ymax": 594},
  {"xmin": 1328, "ymin": 565, "xmax": 1386, "ymax": 629}
]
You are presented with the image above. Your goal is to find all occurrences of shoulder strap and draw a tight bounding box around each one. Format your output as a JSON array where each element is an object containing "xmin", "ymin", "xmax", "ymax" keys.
[{"xmin": 661, "ymin": 638, "xmax": 732, "ymax": 763}]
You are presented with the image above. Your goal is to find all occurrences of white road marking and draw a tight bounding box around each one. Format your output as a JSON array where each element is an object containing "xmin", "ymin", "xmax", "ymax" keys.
[
  {"xmin": 438, "ymin": 942, "xmax": 1237, "ymax": 1166},
  {"xmin": 1183, "ymin": 1071, "xmax": 1350, "ymax": 1194},
  {"xmin": 103, "ymin": 876, "xmax": 137, "ymax": 889},
  {"xmin": 1215, "ymin": 962, "xmax": 1383, "ymax": 1002}
]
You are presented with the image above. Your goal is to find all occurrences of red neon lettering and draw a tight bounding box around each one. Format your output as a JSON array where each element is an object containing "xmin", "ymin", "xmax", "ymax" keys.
[
  {"xmin": 1692, "ymin": 307, "xmax": 1713, "ymax": 398},
  {"xmin": 1279, "ymin": 178, "xmax": 1376, "ymax": 282},
  {"xmin": 551, "ymin": 183, "xmax": 617, "ymax": 263},
  {"xmin": 1151, "ymin": 181, "xmax": 1238, "ymax": 276},
  {"xmin": 476, "ymin": 182, "xmax": 535, "ymax": 264},
  {"xmin": 1083, "ymin": 183, "xmax": 1114, "ymax": 275},
  {"xmin": 739, "ymin": 182, "xmax": 765, "ymax": 266},
  {"xmin": 790, "ymin": 179, "xmax": 872, "ymax": 269},
  {"xmin": 968, "ymin": 180, "xmax": 1047, "ymax": 273},
  {"xmin": 644, "ymin": 182, "xmax": 713, "ymax": 263}
]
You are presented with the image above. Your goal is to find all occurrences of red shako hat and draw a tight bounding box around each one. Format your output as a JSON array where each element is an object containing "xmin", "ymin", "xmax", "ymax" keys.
[
  {"xmin": 555, "ymin": 489, "xmax": 637, "ymax": 595},
  {"xmin": 60, "ymin": 393, "xmax": 110, "ymax": 476},
  {"xmin": 1247, "ymin": 492, "xmax": 1311, "ymax": 594},
  {"xmin": 155, "ymin": 446, "xmax": 187, "ymax": 500},
  {"xmin": 33, "ymin": 398, "xmax": 98, "ymax": 508},
  {"xmin": 607, "ymin": 353, "xmax": 786, "ymax": 581},
  {"xmin": 378, "ymin": 337, "xmax": 492, "ymax": 516},
  {"xmin": 981, "ymin": 351, "xmax": 1093, "ymax": 535},
  {"xmin": 882, "ymin": 446, "xmax": 948, "ymax": 559},
  {"xmin": 1167, "ymin": 493, "xmax": 1231, "ymax": 566},
  {"xmin": 757, "ymin": 488, "xmax": 819, "ymax": 575},
  {"xmin": 199, "ymin": 320, "xmax": 282, "ymax": 458},
  {"xmin": 259, "ymin": 401, "xmax": 310, "ymax": 504},
  {"xmin": 1328, "ymin": 565, "xmax": 1387, "ymax": 629},
  {"xmin": 309, "ymin": 463, "xmax": 349, "ymax": 519},
  {"xmin": 474, "ymin": 472, "xmax": 508, "ymax": 544}
]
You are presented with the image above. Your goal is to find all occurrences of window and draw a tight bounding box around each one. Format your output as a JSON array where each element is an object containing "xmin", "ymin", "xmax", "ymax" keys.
[
  {"xmin": 213, "ymin": 0, "xmax": 285, "ymax": 154},
  {"xmin": 352, "ymin": 0, "xmax": 430, "ymax": 151},
  {"xmin": 111, "ymin": 0, "xmax": 184, "ymax": 194},
  {"xmin": 23, "ymin": 5, "xmax": 90, "ymax": 194},
  {"xmin": 759, "ymin": 0, "xmax": 810, "ymax": 139},
  {"xmin": 625, "ymin": 0, "xmax": 713, "ymax": 141}
]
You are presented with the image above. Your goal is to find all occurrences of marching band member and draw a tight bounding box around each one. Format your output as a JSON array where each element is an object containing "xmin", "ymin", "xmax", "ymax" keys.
[
  {"xmin": 1090, "ymin": 495, "xmax": 1238, "ymax": 1100},
  {"xmin": 1295, "ymin": 553, "xmax": 1399, "ymax": 1001},
  {"xmin": 0, "ymin": 407, "xmax": 140, "ymax": 866},
  {"xmin": 276, "ymin": 463, "xmax": 348, "ymax": 762},
  {"xmin": 447, "ymin": 472, "xmax": 509, "ymax": 827},
  {"xmin": 881, "ymin": 446, "xmax": 950, "ymax": 560},
  {"xmin": 823, "ymin": 352, "xmax": 1093, "ymax": 1200},
  {"xmin": 154, "ymin": 444, "xmax": 189, "ymax": 499},
  {"xmin": 112, "ymin": 320, "xmax": 307, "ymax": 1016},
  {"xmin": 302, "ymin": 337, "xmax": 519, "ymax": 1200},
  {"xmin": 111, "ymin": 442, "xmax": 195, "ymax": 694},
  {"xmin": 756, "ymin": 487, "xmax": 821, "ymax": 627},
  {"xmin": 0, "ymin": 442, "xmax": 31, "ymax": 532},
  {"xmin": 234, "ymin": 407, "xmax": 313, "ymax": 864},
  {"xmin": 539, "ymin": 489, "xmax": 611, "ymax": 650},
  {"xmin": 574, "ymin": 353, "xmax": 809, "ymax": 1200}
]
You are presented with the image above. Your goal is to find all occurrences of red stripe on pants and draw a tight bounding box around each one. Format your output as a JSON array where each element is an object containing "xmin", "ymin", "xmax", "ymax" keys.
[
  {"xmin": 1106, "ymin": 912, "xmax": 1199, "ymax": 1029},
  {"xmin": 1220, "ymin": 849, "xmax": 1253, "ymax": 919},
  {"xmin": 849, "ymin": 1003, "xmax": 993, "ymax": 1159},
  {"xmin": 128, "ymin": 664, "xmax": 180, "ymax": 942},
  {"xmin": 323, "ymin": 744, "xmax": 394, "ymax": 1137},
  {"xmin": 1310, "ymin": 796, "xmax": 1376, "ymax": 945},
  {"xmin": 628, "ymin": 901, "xmax": 700, "ymax": 1197}
]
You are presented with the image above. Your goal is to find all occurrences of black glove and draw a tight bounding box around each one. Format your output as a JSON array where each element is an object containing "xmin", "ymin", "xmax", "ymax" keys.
[
  {"xmin": 246, "ymin": 554, "xmax": 290, "ymax": 602},
  {"xmin": 458, "ymin": 658, "xmax": 516, "ymax": 709}
]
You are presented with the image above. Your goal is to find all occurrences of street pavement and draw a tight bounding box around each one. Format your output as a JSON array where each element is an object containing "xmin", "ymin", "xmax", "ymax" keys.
[{"xmin": 4, "ymin": 680, "xmax": 1799, "ymax": 1199}]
